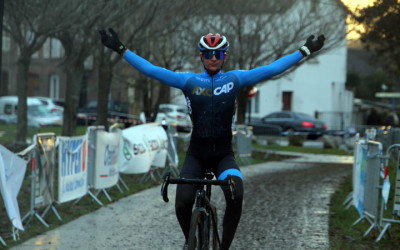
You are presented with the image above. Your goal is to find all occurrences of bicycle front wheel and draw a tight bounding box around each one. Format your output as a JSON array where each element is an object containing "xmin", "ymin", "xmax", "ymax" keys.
[
  {"xmin": 188, "ymin": 209, "xmax": 204, "ymax": 250},
  {"xmin": 209, "ymin": 206, "xmax": 219, "ymax": 250}
]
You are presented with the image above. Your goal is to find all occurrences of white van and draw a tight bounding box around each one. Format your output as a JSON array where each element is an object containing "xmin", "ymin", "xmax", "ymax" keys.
[
  {"xmin": 155, "ymin": 104, "xmax": 192, "ymax": 132},
  {"xmin": 0, "ymin": 96, "xmax": 63, "ymax": 126}
]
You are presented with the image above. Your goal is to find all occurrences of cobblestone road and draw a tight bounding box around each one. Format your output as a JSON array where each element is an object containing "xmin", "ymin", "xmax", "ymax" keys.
[{"xmin": 11, "ymin": 153, "xmax": 352, "ymax": 250}]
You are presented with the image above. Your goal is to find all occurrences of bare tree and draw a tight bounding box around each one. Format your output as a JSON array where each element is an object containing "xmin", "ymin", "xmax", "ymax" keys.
[
  {"xmin": 101, "ymin": 1, "xmax": 201, "ymax": 123},
  {"xmin": 185, "ymin": 0, "xmax": 347, "ymax": 123},
  {"xmin": 95, "ymin": 0, "xmax": 162, "ymax": 129},
  {"xmin": 48, "ymin": 1, "xmax": 111, "ymax": 136},
  {"xmin": 3, "ymin": 0, "xmax": 77, "ymax": 143}
]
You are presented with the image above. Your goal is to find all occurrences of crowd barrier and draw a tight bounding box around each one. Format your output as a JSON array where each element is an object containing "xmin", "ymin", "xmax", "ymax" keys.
[
  {"xmin": 0, "ymin": 123, "xmax": 254, "ymax": 246},
  {"xmin": 0, "ymin": 122, "xmax": 178, "ymax": 246},
  {"xmin": 346, "ymin": 129, "xmax": 400, "ymax": 242}
]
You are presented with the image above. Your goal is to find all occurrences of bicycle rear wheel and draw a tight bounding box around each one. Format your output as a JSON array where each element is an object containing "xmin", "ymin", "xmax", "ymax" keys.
[{"xmin": 188, "ymin": 209, "xmax": 204, "ymax": 250}]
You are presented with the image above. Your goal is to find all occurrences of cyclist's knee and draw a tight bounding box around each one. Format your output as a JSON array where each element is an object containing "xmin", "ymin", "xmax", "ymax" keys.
[
  {"xmin": 231, "ymin": 176, "xmax": 244, "ymax": 203},
  {"xmin": 222, "ymin": 175, "xmax": 243, "ymax": 205},
  {"xmin": 175, "ymin": 184, "xmax": 196, "ymax": 210}
]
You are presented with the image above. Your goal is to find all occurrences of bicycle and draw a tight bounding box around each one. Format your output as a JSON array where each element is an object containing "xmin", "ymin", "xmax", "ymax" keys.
[{"xmin": 161, "ymin": 171, "xmax": 236, "ymax": 250}]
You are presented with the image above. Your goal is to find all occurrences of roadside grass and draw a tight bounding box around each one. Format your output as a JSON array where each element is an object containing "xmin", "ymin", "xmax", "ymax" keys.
[{"xmin": 253, "ymin": 143, "xmax": 349, "ymax": 155}]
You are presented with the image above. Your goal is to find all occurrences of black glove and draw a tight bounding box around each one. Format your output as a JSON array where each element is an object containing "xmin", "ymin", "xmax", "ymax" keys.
[
  {"xmin": 98, "ymin": 28, "xmax": 127, "ymax": 55},
  {"xmin": 299, "ymin": 35, "xmax": 325, "ymax": 57}
]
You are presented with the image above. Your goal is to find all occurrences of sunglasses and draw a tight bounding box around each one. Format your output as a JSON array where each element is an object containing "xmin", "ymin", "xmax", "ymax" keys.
[{"xmin": 202, "ymin": 50, "xmax": 226, "ymax": 60}]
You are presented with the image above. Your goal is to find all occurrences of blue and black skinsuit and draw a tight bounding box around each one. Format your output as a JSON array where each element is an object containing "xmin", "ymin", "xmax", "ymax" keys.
[{"xmin": 124, "ymin": 50, "xmax": 303, "ymax": 249}]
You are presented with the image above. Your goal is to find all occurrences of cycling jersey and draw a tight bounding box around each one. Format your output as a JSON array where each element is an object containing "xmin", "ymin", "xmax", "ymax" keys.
[{"xmin": 124, "ymin": 50, "xmax": 303, "ymax": 138}]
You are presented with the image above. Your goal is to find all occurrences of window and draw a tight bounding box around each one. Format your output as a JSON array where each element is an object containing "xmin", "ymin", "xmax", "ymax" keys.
[
  {"xmin": 51, "ymin": 39, "xmax": 63, "ymax": 58},
  {"xmin": 254, "ymin": 91, "xmax": 259, "ymax": 114},
  {"xmin": 49, "ymin": 74, "xmax": 60, "ymax": 99},
  {"xmin": 43, "ymin": 38, "xmax": 50, "ymax": 58},
  {"xmin": 4, "ymin": 104, "xmax": 13, "ymax": 114},
  {"xmin": 32, "ymin": 51, "xmax": 39, "ymax": 58},
  {"xmin": 2, "ymin": 32, "xmax": 10, "ymax": 52},
  {"xmin": 277, "ymin": 113, "xmax": 291, "ymax": 118}
]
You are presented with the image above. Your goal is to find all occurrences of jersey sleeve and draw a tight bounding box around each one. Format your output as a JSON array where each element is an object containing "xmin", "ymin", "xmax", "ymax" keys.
[
  {"xmin": 233, "ymin": 50, "xmax": 304, "ymax": 87},
  {"xmin": 123, "ymin": 50, "xmax": 188, "ymax": 89}
]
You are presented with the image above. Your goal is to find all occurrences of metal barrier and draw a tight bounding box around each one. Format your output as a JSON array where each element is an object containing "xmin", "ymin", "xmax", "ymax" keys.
[
  {"xmin": 377, "ymin": 144, "xmax": 400, "ymax": 241},
  {"xmin": 233, "ymin": 125, "xmax": 253, "ymax": 164},
  {"xmin": 348, "ymin": 138, "xmax": 400, "ymax": 242},
  {"xmin": 352, "ymin": 141, "xmax": 383, "ymax": 237},
  {"xmin": 22, "ymin": 133, "xmax": 61, "ymax": 228}
]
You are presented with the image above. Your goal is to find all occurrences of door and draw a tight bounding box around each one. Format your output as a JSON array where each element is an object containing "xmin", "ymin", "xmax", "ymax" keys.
[{"xmin": 282, "ymin": 91, "xmax": 292, "ymax": 111}]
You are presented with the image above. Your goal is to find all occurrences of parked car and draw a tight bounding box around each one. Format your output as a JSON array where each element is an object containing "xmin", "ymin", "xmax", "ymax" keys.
[
  {"xmin": 0, "ymin": 96, "xmax": 63, "ymax": 127},
  {"xmin": 155, "ymin": 104, "xmax": 192, "ymax": 132},
  {"xmin": 77, "ymin": 100, "xmax": 140, "ymax": 127},
  {"xmin": 247, "ymin": 111, "xmax": 327, "ymax": 138},
  {"xmin": 32, "ymin": 96, "xmax": 64, "ymax": 114}
]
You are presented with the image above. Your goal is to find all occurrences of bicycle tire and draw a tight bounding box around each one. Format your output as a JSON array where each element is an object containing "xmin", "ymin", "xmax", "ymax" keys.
[
  {"xmin": 209, "ymin": 206, "xmax": 219, "ymax": 250},
  {"xmin": 188, "ymin": 209, "xmax": 204, "ymax": 250}
]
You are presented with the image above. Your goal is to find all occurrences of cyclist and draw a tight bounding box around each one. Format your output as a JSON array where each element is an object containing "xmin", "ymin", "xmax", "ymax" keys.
[{"xmin": 99, "ymin": 29, "xmax": 325, "ymax": 249}]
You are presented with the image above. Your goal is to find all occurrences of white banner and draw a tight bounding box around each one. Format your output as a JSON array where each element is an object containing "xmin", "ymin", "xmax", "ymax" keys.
[
  {"xmin": 93, "ymin": 131, "xmax": 121, "ymax": 189},
  {"xmin": 353, "ymin": 143, "xmax": 367, "ymax": 216},
  {"xmin": 58, "ymin": 135, "xmax": 88, "ymax": 203},
  {"xmin": 119, "ymin": 123, "xmax": 168, "ymax": 174},
  {"xmin": 0, "ymin": 144, "xmax": 27, "ymax": 231}
]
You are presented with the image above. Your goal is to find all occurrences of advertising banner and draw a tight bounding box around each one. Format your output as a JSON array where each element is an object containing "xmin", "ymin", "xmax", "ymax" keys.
[
  {"xmin": 58, "ymin": 135, "xmax": 88, "ymax": 203},
  {"xmin": 353, "ymin": 143, "xmax": 367, "ymax": 216},
  {"xmin": 93, "ymin": 130, "xmax": 121, "ymax": 189},
  {"xmin": 394, "ymin": 154, "xmax": 400, "ymax": 215},
  {"xmin": 119, "ymin": 123, "xmax": 168, "ymax": 174},
  {"xmin": 34, "ymin": 133, "xmax": 56, "ymax": 208},
  {"xmin": 0, "ymin": 145, "xmax": 27, "ymax": 231}
]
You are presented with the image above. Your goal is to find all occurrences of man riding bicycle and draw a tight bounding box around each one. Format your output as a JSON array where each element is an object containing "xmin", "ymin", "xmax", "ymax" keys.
[{"xmin": 99, "ymin": 29, "xmax": 325, "ymax": 249}]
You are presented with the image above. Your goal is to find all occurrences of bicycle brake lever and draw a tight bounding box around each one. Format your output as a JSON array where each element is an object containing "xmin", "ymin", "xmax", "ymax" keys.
[
  {"xmin": 227, "ymin": 175, "xmax": 236, "ymax": 201},
  {"xmin": 161, "ymin": 172, "xmax": 170, "ymax": 203}
]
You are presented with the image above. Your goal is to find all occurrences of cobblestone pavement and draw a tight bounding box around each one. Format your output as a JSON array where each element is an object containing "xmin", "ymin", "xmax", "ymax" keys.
[{"xmin": 11, "ymin": 153, "xmax": 352, "ymax": 250}]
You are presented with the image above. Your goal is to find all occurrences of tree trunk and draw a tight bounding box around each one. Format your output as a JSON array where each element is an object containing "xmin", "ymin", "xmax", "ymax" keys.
[
  {"xmin": 236, "ymin": 87, "xmax": 250, "ymax": 124},
  {"xmin": 16, "ymin": 58, "xmax": 30, "ymax": 144},
  {"xmin": 62, "ymin": 61, "xmax": 83, "ymax": 136},
  {"xmin": 97, "ymin": 52, "xmax": 113, "ymax": 130}
]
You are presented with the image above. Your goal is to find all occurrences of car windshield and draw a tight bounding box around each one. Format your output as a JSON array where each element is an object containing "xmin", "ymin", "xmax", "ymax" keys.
[{"xmin": 28, "ymin": 105, "xmax": 49, "ymax": 116}]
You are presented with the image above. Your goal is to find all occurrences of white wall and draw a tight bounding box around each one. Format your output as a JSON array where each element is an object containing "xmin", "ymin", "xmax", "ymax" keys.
[
  {"xmin": 168, "ymin": 0, "xmax": 352, "ymax": 130},
  {"xmin": 250, "ymin": 40, "xmax": 353, "ymax": 130}
]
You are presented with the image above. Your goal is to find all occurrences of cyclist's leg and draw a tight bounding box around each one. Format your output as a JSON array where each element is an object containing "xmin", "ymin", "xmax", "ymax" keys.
[
  {"xmin": 215, "ymin": 154, "xmax": 244, "ymax": 250},
  {"xmin": 175, "ymin": 152, "xmax": 204, "ymax": 241}
]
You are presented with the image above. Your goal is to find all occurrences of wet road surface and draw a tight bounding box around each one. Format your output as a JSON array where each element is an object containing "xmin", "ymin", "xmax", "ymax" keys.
[{"xmin": 11, "ymin": 153, "xmax": 352, "ymax": 250}]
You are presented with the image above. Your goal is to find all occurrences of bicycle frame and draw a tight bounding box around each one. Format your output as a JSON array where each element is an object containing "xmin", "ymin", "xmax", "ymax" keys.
[
  {"xmin": 192, "ymin": 181, "xmax": 220, "ymax": 248},
  {"xmin": 161, "ymin": 171, "xmax": 235, "ymax": 249}
]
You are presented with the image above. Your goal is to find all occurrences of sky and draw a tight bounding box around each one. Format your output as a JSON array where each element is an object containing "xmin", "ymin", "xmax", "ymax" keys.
[{"xmin": 340, "ymin": 0, "xmax": 376, "ymax": 40}]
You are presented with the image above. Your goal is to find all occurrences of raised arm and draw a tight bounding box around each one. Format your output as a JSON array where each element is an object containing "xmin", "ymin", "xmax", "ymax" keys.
[
  {"xmin": 235, "ymin": 35, "xmax": 325, "ymax": 87},
  {"xmin": 99, "ymin": 28, "xmax": 187, "ymax": 89}
]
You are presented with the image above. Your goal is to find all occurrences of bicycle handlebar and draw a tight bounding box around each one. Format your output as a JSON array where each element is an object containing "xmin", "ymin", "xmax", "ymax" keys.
[{"xmin": 161, "ymin": 172, "xmax": 235, "ymax": 203}]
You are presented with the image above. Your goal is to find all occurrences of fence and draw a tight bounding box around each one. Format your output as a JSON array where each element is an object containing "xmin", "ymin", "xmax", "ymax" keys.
[
  {"xmin": 1, "ymin": 123, "xmax": 254, "ymax": 246},
  {"xmin": 346, "ymin": 133, "xmax": 400, "ymax": 242},
  {"xmin": 0, "ymin": 123, "xmax": 175, "ymax": 246}
]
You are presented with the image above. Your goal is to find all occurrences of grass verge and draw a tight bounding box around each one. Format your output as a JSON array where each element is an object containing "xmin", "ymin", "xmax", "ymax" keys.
[
  {"xmin": 329, "ymin": 161, "xmax": 400, "ymax": 249},
  {"xmin": 253, "ymin": 143, "xmax": 349, "ymax": 155}
]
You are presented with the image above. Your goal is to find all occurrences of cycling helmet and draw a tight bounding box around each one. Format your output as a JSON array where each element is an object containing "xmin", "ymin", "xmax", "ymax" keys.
[{"xmin": 198, "ymin": 33, "xmax": 229, "ymax": 52}]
